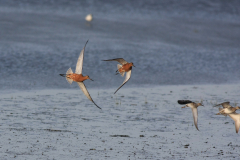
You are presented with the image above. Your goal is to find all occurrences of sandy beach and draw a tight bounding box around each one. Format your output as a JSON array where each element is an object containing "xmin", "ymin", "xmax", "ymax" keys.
[{"xmin": 0, "ymin": 84, "xmax": 240, "ymax": 159}]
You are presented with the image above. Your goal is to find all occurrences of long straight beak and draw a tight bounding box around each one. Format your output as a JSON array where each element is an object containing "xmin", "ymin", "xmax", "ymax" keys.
[
  {"xmin": 89, "ymin": 78, "xmax": 94, "ymax": 81},
  {"xmin": 133, "ymin": 65, "xmax": 136, "ymax": 67}
]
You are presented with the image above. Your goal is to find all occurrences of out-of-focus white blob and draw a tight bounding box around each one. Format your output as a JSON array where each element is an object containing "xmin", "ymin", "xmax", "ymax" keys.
[{"xmin": 85, "ymin": 14, "xmax": 93, "ymax": 22}]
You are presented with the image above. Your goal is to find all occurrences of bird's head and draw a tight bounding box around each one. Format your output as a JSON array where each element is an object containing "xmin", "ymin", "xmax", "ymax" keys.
[{"xmin": 197, "ymin": 103, "xmax": 204, "ymax": 107}]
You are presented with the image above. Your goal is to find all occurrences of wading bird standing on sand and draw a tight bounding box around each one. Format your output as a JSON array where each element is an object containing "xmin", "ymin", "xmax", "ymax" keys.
[
  {"xmin": 215, "ymin": 102, "xmax": 240, "ymax": 115},
  {"xmin": 103, "ymin": 58, "xmax": 135, "ymax": 94},
  {"xmin": 178, "ymin": 100, "xmax": 204, "ymax": 131},
  {"xmin": 60, "ymin": 40, "xmax": 101, "ymax": 109}
]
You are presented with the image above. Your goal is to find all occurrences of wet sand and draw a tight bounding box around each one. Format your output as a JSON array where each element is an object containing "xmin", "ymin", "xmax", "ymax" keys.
[{"xmin": 0, "ymin": 84, "xmax": 240, "ymax": 159}]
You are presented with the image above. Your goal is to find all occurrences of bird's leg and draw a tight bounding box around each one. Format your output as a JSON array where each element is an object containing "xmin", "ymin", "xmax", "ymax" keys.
[{"xmin": 115, "ymin": 69, "xmax": 120, "ymax": 75}]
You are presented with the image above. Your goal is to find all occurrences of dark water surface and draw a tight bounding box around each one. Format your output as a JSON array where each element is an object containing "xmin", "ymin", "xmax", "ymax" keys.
[{"xmin": 0, "ymin": 0, "xmax": 240, "ymax": 90}]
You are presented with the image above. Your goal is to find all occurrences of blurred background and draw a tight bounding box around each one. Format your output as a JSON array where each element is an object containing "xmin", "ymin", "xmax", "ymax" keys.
[{"xmin": 0, "ymin": 0, "xmax": 240, "ymax": 90}]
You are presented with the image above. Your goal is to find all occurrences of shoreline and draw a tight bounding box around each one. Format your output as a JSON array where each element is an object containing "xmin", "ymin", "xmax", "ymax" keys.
[{"xmin": 1, "ymin": 83, "xmax": 239, "ymax": 94}]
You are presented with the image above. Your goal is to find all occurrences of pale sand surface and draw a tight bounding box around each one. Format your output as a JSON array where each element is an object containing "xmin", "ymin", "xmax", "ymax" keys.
[{"xmin": 0, "ymin": 84, "xmax": 240, "ymax": 159}]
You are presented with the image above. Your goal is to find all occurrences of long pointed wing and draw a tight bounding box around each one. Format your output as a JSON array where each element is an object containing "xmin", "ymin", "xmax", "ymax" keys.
[
  {"xmin": 235, "ymin": 121, "xmax": 240, "ymax": 133},
  {"xmin": 215, "ymin": 102, "xmax": 231, "ymax": 108},
  {"xmin": 191, "ymin": 108, "xmax": 199, "ymax": 131},
  {"xmin": 221, "ymin": 102, "xmax": 232, "ymax": 108},
  {"xmin": 178, "ymin": 100, "xmax": 193, "ymax": 105},
  {"xmin": 75, "ymin": 40, "xmax": 88, "ymax": 74},
  {"xmin": 228, "ymin": 113, "xmax": 240, "ymax": 133},
  {"xmin": 77, "ymin": 82, "xmax": 101, "ymax": 109},
  {"xmin": 114, "ymin": 70, "xmax": 131, "ymax": 94},
  {"xmin": 103, "ymin": 58, "xmax": 128, "ymax": 65}
]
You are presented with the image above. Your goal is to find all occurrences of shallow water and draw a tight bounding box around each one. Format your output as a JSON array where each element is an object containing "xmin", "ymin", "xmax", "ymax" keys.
[
  {"xmin": 0, "ymin": 84, "xmax": 240, "ymax": 159},
  {"xmin": 0, "ymin": 1, "xmax": 240, "ymax": 90}
]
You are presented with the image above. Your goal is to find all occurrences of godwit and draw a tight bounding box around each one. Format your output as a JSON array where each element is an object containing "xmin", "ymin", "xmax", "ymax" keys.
[
  {"xmin": 215, "ymin": 102, "xmax": 240, "ymax": 115},
  {"xmin": 103, "ymin": 58, "xmax": 135, "ymax": 94},
  {"xmin": 60, "ymin": 40, "xmax": 101, "ymax": 109},
  {"xmin": 178, "ymin": 100, "xmax": 204, "ymax": 131}
]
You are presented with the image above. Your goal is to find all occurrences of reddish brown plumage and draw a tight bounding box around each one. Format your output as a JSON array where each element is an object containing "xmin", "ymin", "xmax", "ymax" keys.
[
  {"xmin": 66, "ymin": 74, "xmax": 89, "ymax": 82},
  {"xmin": 118, "ymin": 63, "xmax": 133, "ymax": 73}
]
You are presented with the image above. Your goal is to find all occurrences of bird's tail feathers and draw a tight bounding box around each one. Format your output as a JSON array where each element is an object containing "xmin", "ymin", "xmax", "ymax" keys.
[
  {"xmin": 66, "ymin": 68, "xmax": 73, "ymax": 74},
  {"xmin": 65, "ymin": 68, "xmax": 73, "ymax": 84},
  {"xmin": 60, "ymin": 68, "xmax": 73, "ymax": 84}
]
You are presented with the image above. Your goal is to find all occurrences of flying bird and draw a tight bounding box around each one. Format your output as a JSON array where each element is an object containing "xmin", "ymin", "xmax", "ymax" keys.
[
  {"xmin": 178, "ymin": 100, "xmax": 204, "ymax": 131},
  {"xmin": 215, "ymin": 102, "xmax": 240, "ymax": 115},
  {"xmin": 103, "ymin": 58, "xmax": 135, "ymax": 94},
  {"xmin": 60, "ymin": 40, "xmax": 101, "ymax": 109}
]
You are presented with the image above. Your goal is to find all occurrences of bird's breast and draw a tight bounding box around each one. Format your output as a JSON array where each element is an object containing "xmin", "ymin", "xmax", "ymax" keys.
[
  {"xmin": 119, "ymin": 63, "xmax": 132, "ymax": 72},
  {"xmin": 67, "ymin": 74, "xmax": 86, "ymax": 82}
]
